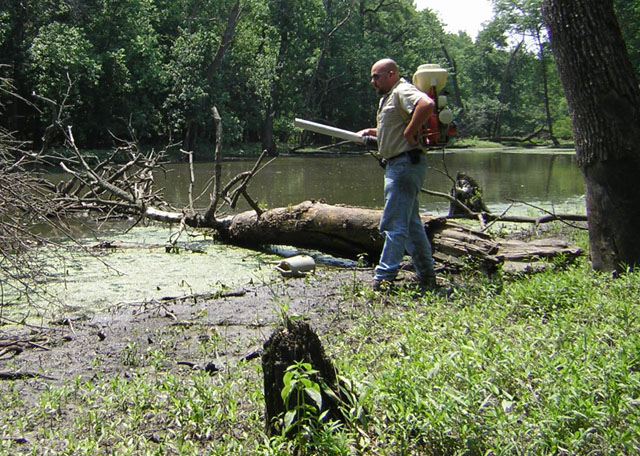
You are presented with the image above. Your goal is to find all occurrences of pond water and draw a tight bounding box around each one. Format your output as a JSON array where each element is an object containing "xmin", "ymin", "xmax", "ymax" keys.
[
  {"xmin": 6, "ymin": 148, "xmax": 586, "ymax": 320},
  {"xmin": 157, "ymin": 148, "xmax": 586, "ymax": 216}
]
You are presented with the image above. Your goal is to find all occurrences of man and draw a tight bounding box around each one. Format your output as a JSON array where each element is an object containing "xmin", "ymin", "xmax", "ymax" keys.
[{"xmin": 358, "ymin": 58, "xmax": 439, "ymax": 292}]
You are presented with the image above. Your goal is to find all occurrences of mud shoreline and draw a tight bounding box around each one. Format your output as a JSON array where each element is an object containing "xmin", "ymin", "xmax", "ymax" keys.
[{"xmin": 0, "ymin": 266, "xmax": 372, "ymax": 391}]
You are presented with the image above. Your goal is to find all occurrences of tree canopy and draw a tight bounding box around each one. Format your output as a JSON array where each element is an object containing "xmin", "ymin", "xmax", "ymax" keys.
[{"xmin": 0, "ymin": 0, "xmax": 638, "ymax": 154}]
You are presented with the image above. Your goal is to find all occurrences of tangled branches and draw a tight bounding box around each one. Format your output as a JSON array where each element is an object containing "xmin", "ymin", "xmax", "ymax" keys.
[
  {"xmin": 0, "ymin": 72, "xmax": 170, "ymax": 315},
  {"xmin": 0, "ymin": 127, "xmax": 61, "ymax": 311}
]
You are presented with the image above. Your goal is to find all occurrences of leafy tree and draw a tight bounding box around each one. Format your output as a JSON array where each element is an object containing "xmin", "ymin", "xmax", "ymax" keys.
[
  {"xmin": 0, "ymin": 0, "xmax": 599, "ymax": 151},
  {"xmin": 161, "ymin": 0, "xmax": 246, "ymax": 154},
  {"xmin": 614, "ymin": 0, "xmax": 640, "ymax": 75},
  {"xmin": 492, "ymin": 0, "xmax": 561, "ymax": 144},
  {"xmin": 27, "ymin": 22, "xmax": 102, "ymax": 144},
  {"xmin": 459, "ymin": 19, "xmax": 514, "ymax": 138},
  {"xmin": 260, "ymin": 0, "xmax": 324, "ymax": 154},
  {"xmin": 84, "ymin": 0, "xmax": 167, "ymax": 143}
]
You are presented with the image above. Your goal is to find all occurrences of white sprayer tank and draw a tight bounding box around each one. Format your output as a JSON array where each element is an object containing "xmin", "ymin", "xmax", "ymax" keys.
[{"xmin": 412, "ymin": 64, "xmax": 448, "ymax": 94}]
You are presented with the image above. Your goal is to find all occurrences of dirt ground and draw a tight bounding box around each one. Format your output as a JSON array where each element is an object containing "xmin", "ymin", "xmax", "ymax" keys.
[{"xmin": 0, "ymin": 266, "xmax": 374, "ymax": 392}]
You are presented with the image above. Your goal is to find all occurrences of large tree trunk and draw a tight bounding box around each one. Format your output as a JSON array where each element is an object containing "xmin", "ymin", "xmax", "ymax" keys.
[{"xmin": 542, "ymin": 0, "xmax": 640, "ymax": 271}]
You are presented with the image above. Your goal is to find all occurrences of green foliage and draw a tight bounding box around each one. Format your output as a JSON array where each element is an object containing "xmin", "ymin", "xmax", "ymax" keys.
[
  {"xmin": 336, "ymin": 260, "xmax": 640, "ymax": 455},
  {"xmin": 280, "ymin": 361, "xmax": 324, "ymax": 438},
  {"xmin": 267, "ymin": 360, "xmax": 359, "ymax": 455},
  {"xmin": 27, "ymin": 22, "xmax": 102, "ymax": 137},
  {"xmin": 615, "ymin": 0, "xmax": 640, "ymax": 74},
  {"xmin": 2, "ymin": 0, "xmax": 639, "ymax": 149}
]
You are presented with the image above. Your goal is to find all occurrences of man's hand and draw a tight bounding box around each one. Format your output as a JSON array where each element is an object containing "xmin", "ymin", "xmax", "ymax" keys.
[
  {"xmin": 356, "ymin": 128, "xmax": 378, "ymax": 145},
  {"xmin": 357, "ymin": 128, "xmax": 377, "ymax": 137}
]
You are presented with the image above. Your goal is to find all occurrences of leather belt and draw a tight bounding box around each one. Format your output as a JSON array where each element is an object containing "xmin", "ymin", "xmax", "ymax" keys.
[{"xmin": 388, "ymin": 149, "xmax": 422, "ymax": 163}]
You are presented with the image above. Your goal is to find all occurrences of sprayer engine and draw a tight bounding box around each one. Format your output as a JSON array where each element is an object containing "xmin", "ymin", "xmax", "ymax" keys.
[{"xmin": 412, "ymin": 63, "xmax": 457, "ymax": 148}]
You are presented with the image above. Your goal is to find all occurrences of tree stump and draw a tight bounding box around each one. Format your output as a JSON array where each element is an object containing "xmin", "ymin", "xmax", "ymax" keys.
[
  {"xmin": 449, "ymin": 172, "xmax": 490, "ymax": 216},
  {"xmin": 262, "ymin": 319, "xmax": 346, "ymax": 437}
]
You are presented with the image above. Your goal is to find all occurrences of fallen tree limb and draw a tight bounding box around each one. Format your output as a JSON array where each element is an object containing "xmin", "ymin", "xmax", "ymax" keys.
[
  {"xmin": 0, "ymin": 371, "xmax": 57, "ymax": 381},
  {"xmin": 209, "ymin": 200, "xmax": 583, "ymax": 272}
]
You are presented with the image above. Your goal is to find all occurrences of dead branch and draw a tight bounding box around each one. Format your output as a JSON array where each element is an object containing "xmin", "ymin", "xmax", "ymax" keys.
[
  {"xmin": 205, "ymin": 106, "xmax": 224, "ymax": 221},
  {"xmin": 0, "ymin": 371, "xmax": 57, "ymax": 381}
]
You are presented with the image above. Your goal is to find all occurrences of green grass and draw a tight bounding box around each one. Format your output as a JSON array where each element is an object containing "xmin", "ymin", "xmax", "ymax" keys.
[
  {"xmin": 449, "ymin": 136, "xmax": 576, "ymax": 150},
  {"xmin": 449, "ymin": 137, "xmax": 505, "ymax": 149},
  {"xmin": 1, "ymin": 240, "xmax": 640, "ymax": 454}
]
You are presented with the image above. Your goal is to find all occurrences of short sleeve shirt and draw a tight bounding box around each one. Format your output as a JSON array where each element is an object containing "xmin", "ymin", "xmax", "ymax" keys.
[{"xmin": 376, "ymin": 78, "xmax": 427, "ymax": 159}]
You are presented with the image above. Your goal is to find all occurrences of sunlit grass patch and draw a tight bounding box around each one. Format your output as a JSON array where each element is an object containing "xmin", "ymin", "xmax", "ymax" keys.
[{"xmin": 334, "ymin": 259, "xmax": 640, "ymax": 455}]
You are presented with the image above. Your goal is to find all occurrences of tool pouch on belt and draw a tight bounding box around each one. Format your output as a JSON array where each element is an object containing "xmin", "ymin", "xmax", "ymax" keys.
[{"xmin": 407, "ymin": 149, "xmax": 421, "ymax": 164}]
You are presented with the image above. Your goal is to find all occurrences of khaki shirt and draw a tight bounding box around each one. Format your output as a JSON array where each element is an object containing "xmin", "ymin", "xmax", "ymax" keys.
[{"xmin": 376, "ymin": 78, "xmax": 428, "ymax": 159}]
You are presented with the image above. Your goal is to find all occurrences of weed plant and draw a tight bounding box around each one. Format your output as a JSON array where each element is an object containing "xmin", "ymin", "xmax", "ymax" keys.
[{"xmin": 1, "ymin": 238, "xmax": 640, "ymax": 454}]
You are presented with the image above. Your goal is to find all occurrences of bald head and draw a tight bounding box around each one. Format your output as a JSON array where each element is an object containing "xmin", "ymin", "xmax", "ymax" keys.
[
  {"xmin": 373, "ymin": 59, "xmax": 398, "ymax": 74},
  {"xmin": 370, "ymin": 58, "xmax": 400, "ymax": 95}
]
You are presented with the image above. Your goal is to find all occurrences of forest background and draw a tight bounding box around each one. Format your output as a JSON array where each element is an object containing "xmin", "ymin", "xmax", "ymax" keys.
[{"xmin": 2, "ymin": 0, "xmax": 639, "ymax": 157}]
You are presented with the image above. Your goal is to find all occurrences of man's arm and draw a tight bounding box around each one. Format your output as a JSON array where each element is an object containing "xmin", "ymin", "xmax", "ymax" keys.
[{"xmin": 403, "ymin": 96, "xmax": 434, "ymax": 146}]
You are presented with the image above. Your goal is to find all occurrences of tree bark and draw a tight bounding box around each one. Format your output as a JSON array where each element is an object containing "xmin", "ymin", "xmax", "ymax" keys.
[
  {"xmin": 542, "ymin": 0, "xmax": 640, "ymax": 271},
  {"xmin": 262, "ymin": 320, "xmax": 348, "ymax": 437},
  {"xmin": 217, "ymin": 200, "xmax": 383, "ymax": 259}
]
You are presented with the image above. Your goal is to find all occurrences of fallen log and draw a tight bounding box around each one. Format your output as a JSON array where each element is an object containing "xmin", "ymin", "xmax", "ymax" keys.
[
  {"xmin": 212, "ymin": 200, "xmax": 582, "ymax": 273},
  {"xmin": 216, "ymin": 200, "xmax": 383, "ymax": 260}
]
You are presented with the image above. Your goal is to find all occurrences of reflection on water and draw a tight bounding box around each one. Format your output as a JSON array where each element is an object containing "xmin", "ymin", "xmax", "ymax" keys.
[{"xmin": 157, "ymin": 149, "xmax": 586, "ymax": 216}]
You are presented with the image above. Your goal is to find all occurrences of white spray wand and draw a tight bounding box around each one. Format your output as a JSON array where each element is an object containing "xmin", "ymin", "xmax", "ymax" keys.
[{"xmin": 294, "ymin": 118, "xmax": 377, "ymax": 145}]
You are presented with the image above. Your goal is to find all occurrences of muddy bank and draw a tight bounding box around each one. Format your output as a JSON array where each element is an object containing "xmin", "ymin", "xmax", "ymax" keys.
[{"xmin": 0, "ymin": 266, "xmax": 373, "ymax": 390}]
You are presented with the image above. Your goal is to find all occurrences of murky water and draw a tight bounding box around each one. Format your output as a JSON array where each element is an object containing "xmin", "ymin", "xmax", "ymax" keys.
[
  {"xmin": 157, "ymin": 149, "xmax": 586, "ymax": 216},
  {"xmin": 2, "ymin": 226, "xmax": 281, "ymax": 322},
  {"xmin": 7, "ymin": 149, "xmax": 585, "ymax": 320}
]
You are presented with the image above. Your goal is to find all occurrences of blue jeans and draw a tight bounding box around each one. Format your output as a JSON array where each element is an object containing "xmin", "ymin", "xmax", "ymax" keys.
[{"xmin": 374, "ymin": 153, "xmax": 435, "ymax": 282}]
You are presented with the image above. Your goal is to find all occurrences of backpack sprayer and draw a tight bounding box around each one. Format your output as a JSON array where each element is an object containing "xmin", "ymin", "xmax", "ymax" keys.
[
  {"xmin": 412, "ymin": 63, "xmax": 457, "ymax": 147},
  {"xmin": 295, "ymin": 63, "xmax": 456, "ymax": 148}
]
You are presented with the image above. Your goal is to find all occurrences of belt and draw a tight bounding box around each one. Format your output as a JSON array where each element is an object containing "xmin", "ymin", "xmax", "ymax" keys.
[{"xmin": 388, "ymin": 149, "xmax": 422, "ymax": 163}]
